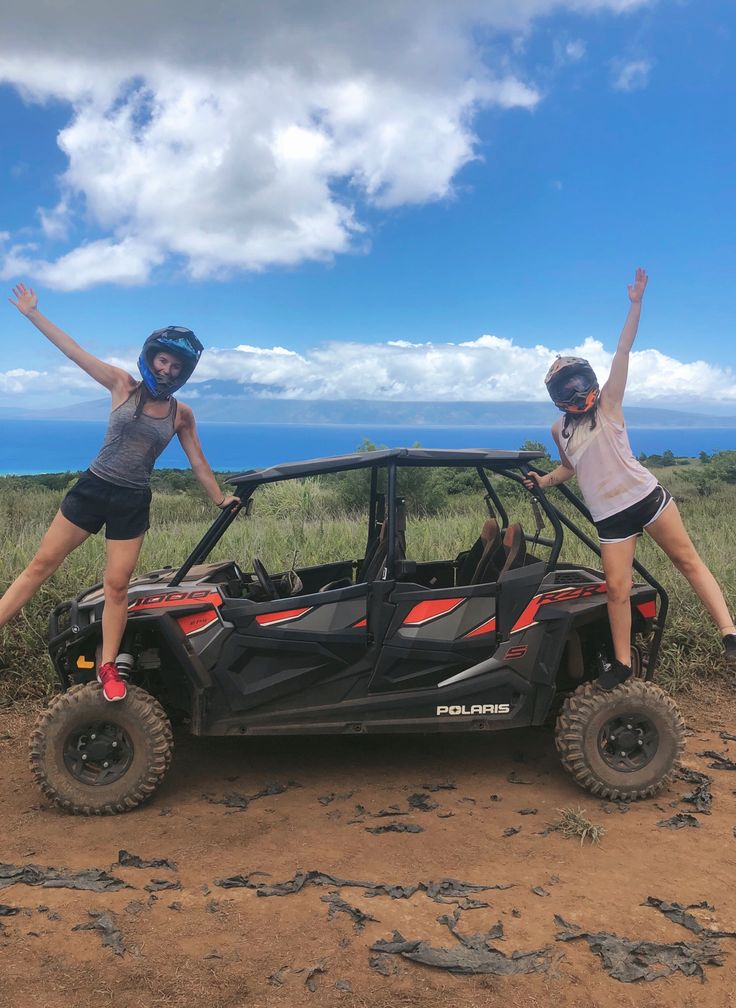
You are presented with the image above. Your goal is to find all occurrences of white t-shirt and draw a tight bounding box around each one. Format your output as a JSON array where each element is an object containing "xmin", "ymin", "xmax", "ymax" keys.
[{"xmin": 552, "ymin": 405, "xmax": 657, "ymax": 522}]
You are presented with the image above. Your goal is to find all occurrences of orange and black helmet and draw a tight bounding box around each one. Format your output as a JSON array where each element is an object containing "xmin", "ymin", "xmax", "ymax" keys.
[{"xmin": 544, "ymin": 356, "xmax": 599, "ymax": 414}]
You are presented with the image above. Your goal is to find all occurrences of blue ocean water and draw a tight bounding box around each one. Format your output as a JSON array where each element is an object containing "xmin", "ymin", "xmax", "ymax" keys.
[{"xmin": 0, "ymin": 418, "xmax": 734, "ymax": 475}]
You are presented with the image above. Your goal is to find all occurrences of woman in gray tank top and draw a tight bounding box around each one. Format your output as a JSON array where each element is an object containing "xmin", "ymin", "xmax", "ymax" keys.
[
  {"xmin": 524, "ymin": 269, "xmax": 736, "ymax": 688},
  {"xmin": 2, "ymin": 283, "xmax": 238, "ymax": 702}
]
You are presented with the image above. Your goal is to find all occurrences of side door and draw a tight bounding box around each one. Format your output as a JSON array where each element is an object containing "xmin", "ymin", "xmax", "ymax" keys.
[
  {"xmin": 215, "ymin": 580, "xmax": 373, "ymax": 717},
  {"xmin": 368, "ymin": 581, "xmax": 498, "ymax": 693}
]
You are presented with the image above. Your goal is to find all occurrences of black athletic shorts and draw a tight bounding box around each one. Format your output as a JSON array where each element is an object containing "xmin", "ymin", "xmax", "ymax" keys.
[
  {"xmin": 60, "ymin": 470, "xmax": 151, "ymax": 541},
  {"xmin": 594, "ymin": 484, "xmax": 673, "ymax": 544}
]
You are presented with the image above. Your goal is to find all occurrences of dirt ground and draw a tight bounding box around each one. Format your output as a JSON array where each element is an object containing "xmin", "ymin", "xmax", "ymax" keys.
[{"xmin": 1, "ymin": 686, "xmax": 735, "ymax": 1008}]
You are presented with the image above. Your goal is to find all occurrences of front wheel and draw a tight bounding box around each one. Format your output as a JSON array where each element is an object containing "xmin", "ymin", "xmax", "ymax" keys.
[
  {"xmin": 29, "ymin": 683, "xmax": 173, "ymax": 815},
  {"xmin": 555, "ymin": 679, "xmax": 685, "ymax": 801}
]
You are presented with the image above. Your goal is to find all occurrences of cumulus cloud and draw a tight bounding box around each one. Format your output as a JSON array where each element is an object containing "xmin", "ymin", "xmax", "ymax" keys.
[
  {"xmin": 3, "ymin": 237, "xmax": 165, "ymax": 291},
  {"xmin": 0, "ymin": 0, "xmax": 651, "ymax": 289},
  {"xmin": 5, "ymin": 333, "xmax": 734, "ymax": 410},
  {"xmin": 612, "ymin": 58, "xmax": 652, "ymax": 91}
]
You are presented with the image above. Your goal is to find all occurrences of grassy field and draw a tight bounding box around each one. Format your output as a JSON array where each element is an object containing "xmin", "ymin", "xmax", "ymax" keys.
[{"xmin": 0, "ymin": 462, "xmax": 734, "ymax": 702}]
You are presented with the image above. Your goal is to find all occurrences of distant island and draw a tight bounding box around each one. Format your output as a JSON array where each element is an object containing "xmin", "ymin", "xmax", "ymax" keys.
[{"xmin": 3, "ymin": 381, "xmax": 736, "ymax": 428}]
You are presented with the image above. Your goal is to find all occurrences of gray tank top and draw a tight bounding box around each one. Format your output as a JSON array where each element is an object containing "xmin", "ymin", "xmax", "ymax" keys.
[{"xmin": 89, "ymin": 388, "xmax": 177, "ymax": 489}]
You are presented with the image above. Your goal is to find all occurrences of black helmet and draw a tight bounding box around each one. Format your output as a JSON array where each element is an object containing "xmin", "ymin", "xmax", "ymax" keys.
[
  {"xmin": 544, "ymin": 356, "xmax": 599, "ymax": 414},
  {"xmin": 137, "ymin": 326, "xmax": 203, "ymax": 398}
]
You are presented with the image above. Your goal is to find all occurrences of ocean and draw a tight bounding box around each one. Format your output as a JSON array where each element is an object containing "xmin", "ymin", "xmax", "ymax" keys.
[{"xmin": 0, "ymin": 418, "xmax": 735, "ymax": 475}]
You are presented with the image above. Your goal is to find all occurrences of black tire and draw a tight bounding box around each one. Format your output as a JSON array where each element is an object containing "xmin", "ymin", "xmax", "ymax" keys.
[
  {"xmin": 630, "ymin": 644, "xmax": 645, "ymax": 679},
  {"xmin": 555, "ymin": 679, "xmax": 685, "ymax": 801},
  {"xmin": 29, "ymin": 683, "xmax": 173, "ymax": 815}
]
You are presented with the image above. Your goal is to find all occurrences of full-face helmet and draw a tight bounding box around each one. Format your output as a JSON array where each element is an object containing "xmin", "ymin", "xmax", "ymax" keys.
[
  {"xmin": 138, "ymin": 326, "xmax": 203, "ymax": 398},
  {"xmin": 544, "ymin": 356, "xmax": 599, "ymax": 414}
]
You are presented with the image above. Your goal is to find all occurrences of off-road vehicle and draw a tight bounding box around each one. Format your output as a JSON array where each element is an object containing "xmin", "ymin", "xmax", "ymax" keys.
[{"xmin": 32, "ymin": 448, "xmax": 684, "ymax": 814}]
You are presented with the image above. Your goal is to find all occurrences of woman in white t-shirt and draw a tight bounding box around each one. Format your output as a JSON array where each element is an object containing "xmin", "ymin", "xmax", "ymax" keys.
[{"xmin": 524, "ymin": 269, "xmax": 735, "ymax": 689}]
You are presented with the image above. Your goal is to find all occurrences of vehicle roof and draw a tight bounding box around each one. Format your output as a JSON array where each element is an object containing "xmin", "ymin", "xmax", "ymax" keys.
[{"xmin": 227, "ymin": 447, "xmax": 545, "ymax": 487}]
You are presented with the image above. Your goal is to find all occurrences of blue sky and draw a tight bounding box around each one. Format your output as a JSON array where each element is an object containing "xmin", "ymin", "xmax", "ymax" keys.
[{"xmin": 1, "ymin": 0, "xmax": 734, "ymax": 411}]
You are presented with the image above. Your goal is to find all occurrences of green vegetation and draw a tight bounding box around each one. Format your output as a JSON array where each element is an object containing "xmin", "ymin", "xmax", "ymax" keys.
[
  {"xmin": 553, "ymin": 807, "xmax": 605, "ymax": 845},
  {"xmin": 1, "ymin": 450, "xmax": 735, "ymax": 703}
]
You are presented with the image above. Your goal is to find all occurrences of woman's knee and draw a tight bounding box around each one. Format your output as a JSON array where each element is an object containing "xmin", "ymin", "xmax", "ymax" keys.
[
  {"xmin": 26, "ymin": 550, "xmax": 62, "ymax": 582},
  {"xmin": 670, "ymin": 548, "xmax": 704, "ymax": 579},
  {"xmin": 606, "ymin": 576, "xmax": 633, "ymax": 603},
  {"xmin": 103, "ymin": 574, "xmax": 131, "ymax": 603}
]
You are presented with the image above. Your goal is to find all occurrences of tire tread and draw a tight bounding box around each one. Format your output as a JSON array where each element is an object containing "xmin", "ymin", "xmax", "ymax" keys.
[
  {"xmin": 29, "ymin": 683, "xmax": 173, "ymax": 816},
  {"xmin": 555, "ymin": 679, "xmax": 685, "ymax": 801}
]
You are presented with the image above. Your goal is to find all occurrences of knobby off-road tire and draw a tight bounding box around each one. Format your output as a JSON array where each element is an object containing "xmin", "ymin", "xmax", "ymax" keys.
[
  {"xmin": 555, "ymin": 679, "xmax": 685, "ymax": 801},
  {"xmin": 29, "ymin": 683, "xmax": 173, "ymax": 815}
]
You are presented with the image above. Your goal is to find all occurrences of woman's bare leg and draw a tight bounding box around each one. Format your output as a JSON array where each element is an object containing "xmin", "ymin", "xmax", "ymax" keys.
[
  {"xmin": 599, "ymin": 535, "xmax": 639, "ymax": 666},
  {"xmin": 100, "ymin": 534, "xmax": 145, "ymax": 665},
  {"xmin": 644, "ymin": 501, "xmax": 734, "ymax": 632},
  {"xmin": 0, "ymin": 510, "xmax": 90, "ymax": 627}
]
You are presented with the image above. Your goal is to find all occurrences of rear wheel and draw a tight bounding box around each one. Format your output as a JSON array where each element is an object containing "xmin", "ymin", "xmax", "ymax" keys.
[
  {"xmin": 555, "ymin": 679, "xmax": 685, "ymax": 801},
  {"xmin": 29, "ymin": 683, "xmax": 173, "ymax": 815}
]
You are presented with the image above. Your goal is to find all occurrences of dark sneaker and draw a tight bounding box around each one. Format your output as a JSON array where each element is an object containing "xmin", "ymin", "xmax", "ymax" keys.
[
  {"xmin": 97, "ymin": 662, "xmax": 127, "ymax": 702},
  {"xmin": 723, "ymin": 634, "xmax": 736, "ymax": 675},
  {"xmin": 597, "ymin": 658, "xmax": 632, "ymax": 692}
]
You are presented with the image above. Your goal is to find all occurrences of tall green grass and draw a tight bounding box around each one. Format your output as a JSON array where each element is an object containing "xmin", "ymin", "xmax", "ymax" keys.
[{"xmin": 1, "ymin": 468, "xmax": 734, "ymax": 702}]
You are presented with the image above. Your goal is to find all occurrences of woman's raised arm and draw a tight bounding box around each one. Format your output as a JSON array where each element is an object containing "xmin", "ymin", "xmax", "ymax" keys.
[
  {"xmin": 9, "ymin": 283, "xmax": 134, "ymax": 395},
  {"xmin": 600, "ymin": 267, "xmax": 648, "ymax": 416}
]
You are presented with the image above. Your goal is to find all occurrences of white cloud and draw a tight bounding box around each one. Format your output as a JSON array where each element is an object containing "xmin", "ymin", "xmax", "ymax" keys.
[
  {"xmin": 612, "ymin": 58, "xmax": 652, "ymax": 91},
  {"xmin": 1, "ymin": 237, "xmax": 164, "ymax": 290},
  {"xmin": 554, "ymin": 36, "xmax": 587, "ymax": 65},
  {"xmin": 0, "ymin": 0, "xmax": 652, "ymax": 289},
  {"xmin": 565, "ymin": 39, "xmax": 587, "ymax": 61},
  {"xmin": 5, "ymin": 332, "xmax": 734, "ymax": 411}
]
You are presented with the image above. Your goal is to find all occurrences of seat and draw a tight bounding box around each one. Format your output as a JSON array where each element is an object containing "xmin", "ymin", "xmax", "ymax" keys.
[
  {"xmin": 498, "ymin": 523, "xmax": 527, "ymax": 576},
  {"xmin": 357, "ymin": 521, "xmax": 387, "ymax": 583},
  {"xmin": 359, "ymin": 501, "xmax": 407, "ymax": 582},
  {"xmin": 456, "ymin": 518, "xmax": 498, "ymax": 585},
  {"xmin": 460, "ymin": 520, "xmax": 527, "ymax": 585},
  {"xmin": 470, "ymin": 519, "xmax": 506, "ymax": 585}
]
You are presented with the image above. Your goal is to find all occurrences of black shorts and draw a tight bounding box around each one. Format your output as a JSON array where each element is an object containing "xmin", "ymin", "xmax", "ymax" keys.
[
  {"xmin": 60, "ymin": 470, "xmax": 151, "ymax": 541},
  {"xmin": 594, "ymin": 484, "xmax": 673, "ymax": 544}
]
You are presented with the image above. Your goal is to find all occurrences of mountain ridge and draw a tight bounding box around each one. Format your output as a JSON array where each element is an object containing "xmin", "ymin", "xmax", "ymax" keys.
[{"xmin": 3, "ymin": 383, "xmax": 736, "ymax": 428}]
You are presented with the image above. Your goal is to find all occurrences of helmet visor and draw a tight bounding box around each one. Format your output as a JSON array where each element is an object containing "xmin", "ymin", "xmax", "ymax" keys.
[
  {"xmin": 152, "ymin": 327, "xmax": 203, "ymax": 360},
  {"xmin": 550, "ymin": 372, "xmax": 598, "ymax": 410}
]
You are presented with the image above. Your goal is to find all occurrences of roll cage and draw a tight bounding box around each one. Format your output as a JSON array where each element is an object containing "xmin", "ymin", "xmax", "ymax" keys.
[{"xmin": 165, "ymin": 447, "xmax": 668, "ymax": 672}]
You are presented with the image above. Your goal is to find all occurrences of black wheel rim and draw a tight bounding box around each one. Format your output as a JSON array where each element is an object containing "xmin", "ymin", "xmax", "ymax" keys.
[
  {"xmin": 63, "ymin": 721, "xmax": 134, "ymax": 785},
  {"xmin": 597, "ymin": 711, "xmax": 659, "ymax": 773}
]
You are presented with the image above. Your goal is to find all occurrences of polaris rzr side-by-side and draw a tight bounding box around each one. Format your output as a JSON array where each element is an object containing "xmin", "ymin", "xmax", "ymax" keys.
[{"xmin": 32, "ymin": 448, "xmax": 684, "ymax": 815}]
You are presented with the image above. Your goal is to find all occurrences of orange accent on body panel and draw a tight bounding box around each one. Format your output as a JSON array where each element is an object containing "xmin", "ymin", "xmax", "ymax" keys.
[
  {"xmin": 177, "ymin": 610, "xmax": 219, "ymax": 635},
  {"xmin": 464, "ymin": 616, "xmax": 497, "ymax": 638},
  {"xmin": 128, "ymin": 590, "xmax": 222, "ymax": 612},
  {"xmin": 636, "ymin": 600, "xmax": 657, "ymax": 619},
  {"xmin": 255, "ymin": 607, "xmax": 313, "ymax": 626},
  {"xmin": 505, "ymin": 645, "xmax": 528, "ymax": 660},
  {"xmin": 403, "ymin": 598, "xmax": 465, "ymax": 626},
  {"xmin": 352, "ymin": 618, "xmax": 368, "ymax": 628},
  {"xmin": 76, "ymin": 656, "xmax": 95, "ymax": 669},
  {"xmin": 511, "ymin": 582, "xmax": 608, "ymax": 634}
]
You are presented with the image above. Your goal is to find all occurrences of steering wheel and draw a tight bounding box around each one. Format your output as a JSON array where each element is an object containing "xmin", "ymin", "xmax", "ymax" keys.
[{"xmin": 252, "ymin": 557, "xmax": 278, "ymax": 601}]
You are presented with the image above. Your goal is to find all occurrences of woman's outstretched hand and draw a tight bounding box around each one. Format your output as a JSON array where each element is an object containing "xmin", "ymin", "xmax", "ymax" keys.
[
  {"xmin": 628, "ymin": 267, "xmax": 648, "ymax": 303},
  {"xmin": 9, "ymin": 283, "xmax": 38, "ymax": 316}
]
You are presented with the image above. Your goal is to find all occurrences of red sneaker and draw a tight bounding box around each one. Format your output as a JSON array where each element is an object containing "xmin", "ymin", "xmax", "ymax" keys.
[{"xmin": 97, "ymin": 662, "xmax": 127, "ymax": 702}]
